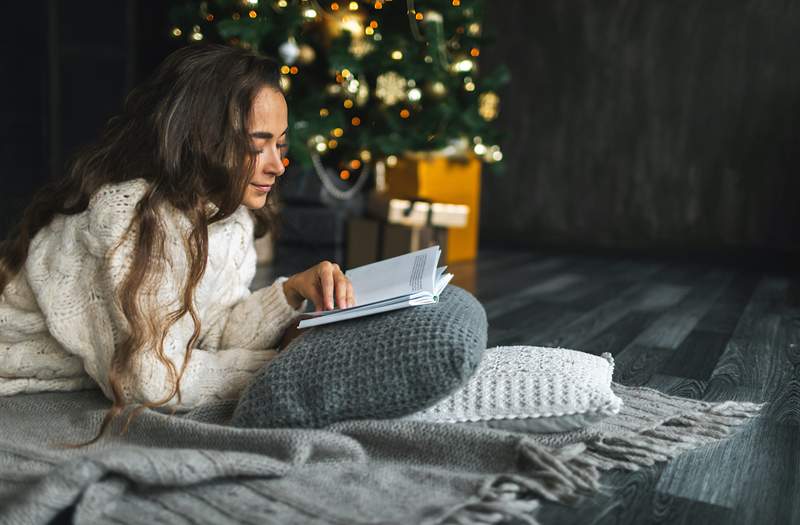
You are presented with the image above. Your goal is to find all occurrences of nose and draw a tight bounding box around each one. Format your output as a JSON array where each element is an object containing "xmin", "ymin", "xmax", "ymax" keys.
[{"xmin": 263, "ymin": 146, "xmax": 286, "ymax": 178}]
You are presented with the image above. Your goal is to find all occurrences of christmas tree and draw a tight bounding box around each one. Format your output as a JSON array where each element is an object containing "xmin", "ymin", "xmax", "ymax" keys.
[{"xmin": 168, "ymin": 0, "xmax": 510, "ymax": 194}]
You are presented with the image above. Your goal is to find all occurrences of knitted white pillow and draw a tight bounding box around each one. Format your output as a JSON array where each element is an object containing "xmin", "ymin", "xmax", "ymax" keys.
[{"xmin": 400, "ymin": 345, "xmax": 623, "ymax": 432}]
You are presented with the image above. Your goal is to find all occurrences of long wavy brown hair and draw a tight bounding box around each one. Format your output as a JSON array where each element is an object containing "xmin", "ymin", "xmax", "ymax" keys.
[{"xmin": 0, "ymin": 43, "xmax": 287, "ymax": 447}]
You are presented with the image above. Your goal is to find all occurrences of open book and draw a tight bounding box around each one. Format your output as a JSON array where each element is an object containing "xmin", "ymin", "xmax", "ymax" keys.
[{"xmin": 296, "ymin": 245, "xmax": 454, "ymax": 329}]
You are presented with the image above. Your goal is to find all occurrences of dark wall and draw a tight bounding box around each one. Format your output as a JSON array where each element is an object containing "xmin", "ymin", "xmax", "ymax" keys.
[
  {"xmin": 479, "ymin": 0, "xmax": 800, "ymax": 257},
  {"xmin": 3, "ymin": 0, "xmax": 798, "ymax": 259},
  {"xmin": 0, "ymin": 0, "xmax": 178, "ymax": 240}
]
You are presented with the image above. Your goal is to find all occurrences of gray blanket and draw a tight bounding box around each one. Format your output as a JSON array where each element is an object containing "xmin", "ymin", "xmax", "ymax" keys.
[{"xmin": 0, "ymin": 384, "xmax": 763, "ymax": 525}]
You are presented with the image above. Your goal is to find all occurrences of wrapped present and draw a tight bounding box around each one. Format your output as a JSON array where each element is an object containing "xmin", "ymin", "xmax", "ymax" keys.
[
  {"xmin": 381, "ymin": 155, "xmax": 481, "ymax": 262},
  {"xmin": 366, "ymin": 191, "xmax": 469, "ymax": 229},
  {"xmin": 346, "ymin": 216, "xmax": 448, "ymax": 269}
]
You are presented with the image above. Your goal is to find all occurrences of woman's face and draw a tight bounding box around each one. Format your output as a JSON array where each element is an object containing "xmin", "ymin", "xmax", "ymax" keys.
[{"xmin": 242, "ymin": 86, "xmax": 289, "ymax": 209}]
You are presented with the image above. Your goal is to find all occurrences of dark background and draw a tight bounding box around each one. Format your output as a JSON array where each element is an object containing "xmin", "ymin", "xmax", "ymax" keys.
[{"xmin": 2, "ymin": 0, "xmax": 798, "ymax": 263}]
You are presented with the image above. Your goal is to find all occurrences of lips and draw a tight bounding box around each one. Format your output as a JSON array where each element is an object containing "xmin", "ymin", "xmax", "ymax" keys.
[{"xmin": 251, "ymin": 183, "xmax": 273, "ymax": 192}]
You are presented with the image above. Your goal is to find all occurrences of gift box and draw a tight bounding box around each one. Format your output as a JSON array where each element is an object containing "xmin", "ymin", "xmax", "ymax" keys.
[
  {"xmin": 366, "ymin": 191, "xmax": 469, "ymax": 229},
  {"xmin": 380, "ymin": 155, "xmax": 481, "ymax": 262},
  {"xmin": 346, "ymin": 216, "xmax": 448, "ymax": 269}
]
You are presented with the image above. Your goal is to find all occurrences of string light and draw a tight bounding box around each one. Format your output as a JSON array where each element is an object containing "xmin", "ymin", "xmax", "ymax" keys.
[
  {"xmin": 232, "ymin": 12, "xmax": 241, "ymax": 20},
  {"xmin": 248, "ymin": 10, "xmax": 257, "ymax": 18},
  {"xmin": 303, "ymin": 8, "xmax": 317, "ymax": 18},
  {"xmin": 351, "ymin": 117, "xmax": 361, "ymax": 126},
  {"xmin": 340, "ymin": 170, "xmax": 351, "ymax": 180},
  {"xmin": 470, "ymin": 48, "xmax": 480, "ymax": 57},
  {"xmin": 328, "ymin": 139, "xmax": 339, "ymax": 148},
  {"xmin": 343, "ymin": 99, "xmax": 354, "ymax": 108},
  {"xmin": 415, "ymin": 12, "xmax": 423, "ymax": 20},
  {"xmin": 348, "ymin": 1, "xmax": 359, "ymax": 10},
  {"xmin": 332, "ymin": 128, "xmax": 344, "ymax": 137},
  {"xmin": 282, "ymin": 157, "xmax": 291, "ymax": 167},
  {"xmin": 331, "ymin": 2, "xmax": 340, "ymax": 10},
  {"xmin": 280, "ymin": 65, "xmax": 290, "ymax": 74},
  {"xmin": 289, "ymin": 66, "xmax": 298, "ymax": 74},
  {"xmin": 277, "ymin": 0, "xmax": 288, "ymax": 6},
  {"xmin": 391, "ymin": 50, "xmax": 403, "ymax": 60},
  {"xmin": 386, "ymin": 155, "xmax": 398, "ymax": 167},
  {"xmin": 374, "ymin": 1, "xmax": 383, "ymax": 8},
  {"xmin": 349, "ymin": 159, "xmax": 362, "ymax": 169},
  {"xmin": 452, "ymin": 0, "xmax": 460, "ymax": 5},
  {"xmin": 399, "ymin": 109, "xmax": 410, "ymax": 118},
  {"xmin": 171, "ymin": 27, "xmax": 182, "ymax": 37},
  {"xmin": 319, "ymin": 108, "xmax": 330, "ymax": 117}
]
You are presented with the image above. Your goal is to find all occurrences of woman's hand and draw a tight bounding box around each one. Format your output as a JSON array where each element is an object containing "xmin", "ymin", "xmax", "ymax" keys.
[{"xmin": 282, "ymin": 260, "xmax": 356, "ymax": 312}]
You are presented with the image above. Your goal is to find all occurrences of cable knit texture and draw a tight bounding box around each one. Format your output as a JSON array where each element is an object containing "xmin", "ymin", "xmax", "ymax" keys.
[
  {"xmin": 0, "ymin": 178, "xmax": 307, "ymax": 410},
  {"xmin": 231, "ymin": 284, "xmax": 488, "ymax": 429},
  {"xmin": 400, "ymin": 345, "xmax": 624, "ymax": 432}
]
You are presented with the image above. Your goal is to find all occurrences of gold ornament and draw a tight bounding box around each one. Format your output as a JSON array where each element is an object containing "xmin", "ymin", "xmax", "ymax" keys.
[
  {"xmin": 298, "ymin": 44, "xmax": 316, "ymax": 64},
  {"xmin": 356, "ymin": 74, "xmax": 370, "ymax": 106},
  {"xmin": 349, "ymin": 38, "xmax": 374, "ymax": 58},
  {"xmin": 326, "ymin": 83, "xmax": 343, "ymax": 96},
  {"xmin": 375, "ymin": 71, "xmax": 407, "ymax": 105},
  {"xmin": 426, "ymin": 81, "xmax": 447, "ymax": 99},
  {"xmin": 478, "ymin": 91, "xmax": 500, "ymax": 121}
]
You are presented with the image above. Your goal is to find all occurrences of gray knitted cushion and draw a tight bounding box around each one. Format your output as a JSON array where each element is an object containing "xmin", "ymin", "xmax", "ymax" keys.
[{"xmin": 231, "ymin": 285, "xmax": 488, "ymax": 429}]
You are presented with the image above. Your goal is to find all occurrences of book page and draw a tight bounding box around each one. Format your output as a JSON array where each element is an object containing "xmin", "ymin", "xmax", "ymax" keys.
[{"xmin": 344, "ymin": 245, "xmax": 441, "ymax": 307}]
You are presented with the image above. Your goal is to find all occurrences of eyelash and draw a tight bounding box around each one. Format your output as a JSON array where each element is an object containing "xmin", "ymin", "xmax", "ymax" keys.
[{"xmin": 252, "ymin": 143, "xmax": 289, "ymax": 156}]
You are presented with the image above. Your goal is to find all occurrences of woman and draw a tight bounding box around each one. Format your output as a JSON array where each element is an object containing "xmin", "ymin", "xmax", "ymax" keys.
[{"xmin": 0, "ymin": 43, "xmax": 354, "ymax": 446}]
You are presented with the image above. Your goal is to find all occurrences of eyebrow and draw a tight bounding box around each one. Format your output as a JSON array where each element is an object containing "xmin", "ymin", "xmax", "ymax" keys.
[{"xmin": 249, "ymin": 127, "xmax": 288, "ymax": 139}]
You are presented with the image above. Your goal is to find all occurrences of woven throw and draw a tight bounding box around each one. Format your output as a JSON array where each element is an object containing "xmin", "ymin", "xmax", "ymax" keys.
[
  {"xmin": 0, "ymin": 381, "xmax": 764, "ymax": 525},
  {"xmin": 401, "ymin": 346, "xmax": 623, "ymax": 432}
]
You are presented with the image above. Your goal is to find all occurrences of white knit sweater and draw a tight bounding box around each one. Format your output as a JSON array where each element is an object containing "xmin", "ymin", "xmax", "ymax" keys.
[{"xmin": 0, "ymin": 178, "xmax": 307, "ymax": 411}]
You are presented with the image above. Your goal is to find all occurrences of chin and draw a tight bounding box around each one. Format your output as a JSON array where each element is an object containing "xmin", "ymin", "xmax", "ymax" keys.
[{"xmin": 243, "ymin": 193, "xmax": 268, "ymax": 210}]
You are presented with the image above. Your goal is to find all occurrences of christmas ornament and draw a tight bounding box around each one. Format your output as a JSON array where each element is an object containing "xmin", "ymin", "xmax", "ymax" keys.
[
  {"xmin": 297, "ymin": 44, "xmax": 316, "ymax": 64},
  {"xmin": 375, "ymin": 71, "xmax": 407, "ymax": 105},
  {"xmin": 356, "ymin": 74, "xmax": 370, "ymax": 106},
  {"xmin": 425, "ymin": 80, "xmax": 447, "ymax": 99},
  {"xmin": 279, "ymin": 37, "xmax": 300, "ymax": 64},
  {"xmin": 349, "ymin": 38, "xmax": 375, "ymax": 58},
  {"xmin": 478, "ymin": 91, "xmax": 499, "ymax": 121}
]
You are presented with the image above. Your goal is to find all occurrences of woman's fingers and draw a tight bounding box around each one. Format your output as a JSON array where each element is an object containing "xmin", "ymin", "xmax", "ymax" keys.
[
  {"xmin": 319, "ymin": 262, "xmax": 335, "ymax": 310},
  {"xmin": 335, "ymin": 272, "xmax": 349, "ymax": 309},
  {"xmin": 307, "ymin": 261, "xmax": 354, "ymax": 311},
  {"xmin": 346, "ymin": 281, "xmax": 355, "ymax": 308}
]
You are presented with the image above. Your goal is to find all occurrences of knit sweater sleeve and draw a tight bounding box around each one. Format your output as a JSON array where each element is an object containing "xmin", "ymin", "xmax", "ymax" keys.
[
  {"xmin": 199, "ymin": 210, "xmax": 308, "ymax": 352},
  {"xmin": 51, "ymin": 183, "xmax": 305, "ymax": 410}
]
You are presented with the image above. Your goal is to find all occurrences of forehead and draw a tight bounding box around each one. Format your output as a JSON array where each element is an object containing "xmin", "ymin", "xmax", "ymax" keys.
[{"xmin": 249, "ymin": 86, "xmax": 287, "ymax": 133}]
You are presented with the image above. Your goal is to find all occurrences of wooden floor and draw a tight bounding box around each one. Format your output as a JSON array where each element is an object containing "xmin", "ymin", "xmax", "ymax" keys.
[
  {"xmin": 258, "ymin": 246, "xmax": 799, "ymax": 524},
  {"xmin": 432, "ymin": 248, "xmax": 798, "ymax": 525}
]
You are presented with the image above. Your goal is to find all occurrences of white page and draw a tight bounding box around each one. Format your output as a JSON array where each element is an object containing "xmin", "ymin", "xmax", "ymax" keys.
[
  {"xmin": 344, "ymin": 245, "xmax": 441, "ymax": 307},
  {"xmin": 298, "ymin": 295, "xmax": 431, "ymax": 328}
]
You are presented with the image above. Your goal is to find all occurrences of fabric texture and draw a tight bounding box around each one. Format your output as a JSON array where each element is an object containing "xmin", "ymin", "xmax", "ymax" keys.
[
  {"xmin": 0, "ymin": 177, "xmax": 308, "ymax": 409},
  {"xmin": 231, "ymin": 284, "xmax": 488, "ymax": 429},
  {"xmin": 401, "ymin": 345, "xmax": 623, "ymax": 432},
  {"xmin": 0, "ymin": 381, "xmax": 764, "ymax": 524}
]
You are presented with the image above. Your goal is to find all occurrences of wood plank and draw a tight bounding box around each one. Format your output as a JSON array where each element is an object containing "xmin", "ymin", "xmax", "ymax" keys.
[
  {"xmin": 659, "ymin": 330, "xmax": 731, "ymax": 381},
  {"xmin": 629, "ymin": 270, "xmax": 734, "ymax": 350}
]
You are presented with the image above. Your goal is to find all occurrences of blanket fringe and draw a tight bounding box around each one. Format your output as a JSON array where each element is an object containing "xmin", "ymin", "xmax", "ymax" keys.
[{"xmin": 436, "ymin": 398, "xmax": 764, "ymax": 525}]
